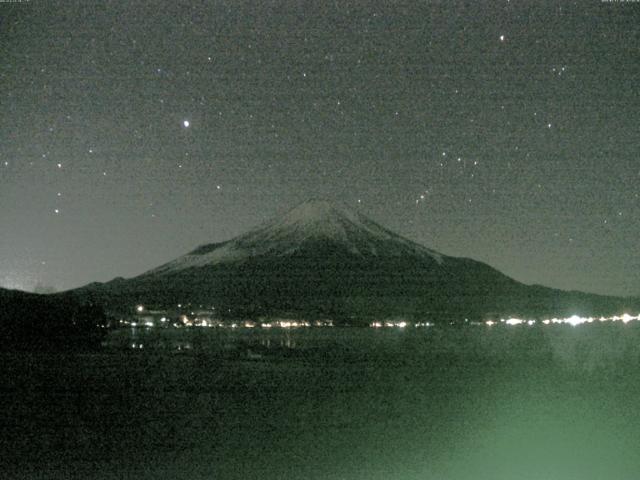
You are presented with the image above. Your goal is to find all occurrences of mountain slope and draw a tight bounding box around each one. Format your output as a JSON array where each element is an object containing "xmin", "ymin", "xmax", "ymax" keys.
[
  {"xmin": 66, "ymin": 200, "xmax": 638, "ymax": 321},
  {"xmin": 143, "ymin": 200, "xmax": 444, "ymax": 276}
]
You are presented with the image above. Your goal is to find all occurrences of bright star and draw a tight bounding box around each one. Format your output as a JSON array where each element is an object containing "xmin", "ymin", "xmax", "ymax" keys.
[{"xmin": 183, "ymin": 120, "xmax": 190, "ymax": 128}]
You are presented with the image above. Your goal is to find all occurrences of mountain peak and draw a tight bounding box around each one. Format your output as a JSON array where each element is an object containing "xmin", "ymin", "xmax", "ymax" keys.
[
  {"xmin": 284, "ymin": 199, "xmax": 340, "ymax": 220},
  {"xmin": 274, "ymin": 199, "xmax": 362, "ymax": 233},
  {"xmin": 289, "ymin": 198, "xmax": 339, "ymax": 214},
  {"xmin": 143, "ymin": 199, "xmax": 444, "ymax": 276}
]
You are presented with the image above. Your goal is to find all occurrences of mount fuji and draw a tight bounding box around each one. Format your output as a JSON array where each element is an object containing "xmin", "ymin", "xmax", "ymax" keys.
[{"xmin": 66, "ymin": 200, "xmax": 636, "ymax": 322}]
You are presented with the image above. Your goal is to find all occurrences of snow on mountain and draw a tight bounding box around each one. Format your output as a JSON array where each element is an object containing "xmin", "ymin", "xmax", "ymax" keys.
[{"xmin": 144, "ymin": 200, "xmax": 443, "ymax": 276}]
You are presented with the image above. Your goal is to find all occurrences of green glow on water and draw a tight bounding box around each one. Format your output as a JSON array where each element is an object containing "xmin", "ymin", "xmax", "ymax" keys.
[{"xmin": 4, "ymin": 324, "xmax": 640, "ymax": 479}]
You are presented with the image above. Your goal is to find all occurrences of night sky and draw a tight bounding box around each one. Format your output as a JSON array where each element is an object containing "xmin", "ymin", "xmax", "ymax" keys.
[{"xmin": 1, "ymin": 1, "xmax": 638, "ymax": 296}]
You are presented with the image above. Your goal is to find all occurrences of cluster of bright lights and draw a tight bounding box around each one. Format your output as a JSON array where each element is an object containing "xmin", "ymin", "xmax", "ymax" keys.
[
  {"xmin": 243, "ymin": 319, "xmax": 334, "ymax": 328},
  {"xmin": 268, "ymin": 320, "xmax": 312, "ymax": 328},
  {"xmin": 128, "ymin": 313, "xmax": 333, "ymax": 329},
  {"xmin": 371, "ymin": 321, "xmax": 406, "ymax": 328},
  {"xmin": 371, "ymin": 321, "xmax": 433, "ymax": 328},
  {"xmin": 127, "ymin": 304, "xmax": 639, "ymax": 330},
  {"xmin": 488, "ymin": 313, "xmax": 640, "ymax": 327},
  {"xmin": 414, "ymin": 321, "xmax": 434, "ymax": 327},
  {"xmin": 129, "ymin": 342, "xmax": 194, "ymax": 351}
]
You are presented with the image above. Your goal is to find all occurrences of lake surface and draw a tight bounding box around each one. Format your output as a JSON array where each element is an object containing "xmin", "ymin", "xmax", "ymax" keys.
[{"xmin": 2, "ymin": 324, "xmax": 640, "ymax": 479}]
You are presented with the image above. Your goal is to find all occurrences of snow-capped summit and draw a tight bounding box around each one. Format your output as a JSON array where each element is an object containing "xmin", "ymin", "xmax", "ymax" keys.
[
  {"xmin": 144, "ymin": 199, "xmax": 443, "ymax": 276},
  {"xmin": 243, "ymin": 199, "xmax": 374, "ymax": 244}
]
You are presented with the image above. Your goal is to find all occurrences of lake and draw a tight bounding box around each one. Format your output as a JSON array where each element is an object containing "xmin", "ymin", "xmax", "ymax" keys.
[{"xmin": 2, "ymin": 323, "xmax": 640, "ymax": 479}]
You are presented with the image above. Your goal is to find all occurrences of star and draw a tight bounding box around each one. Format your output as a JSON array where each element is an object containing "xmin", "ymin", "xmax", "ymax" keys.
[
  {"xmin": 183, "ymin": 120, "xmax": 190, "ymax": 128},
  {"xmin": 499, "ymin": 35, "xmax": 505, "ymax": 42}
]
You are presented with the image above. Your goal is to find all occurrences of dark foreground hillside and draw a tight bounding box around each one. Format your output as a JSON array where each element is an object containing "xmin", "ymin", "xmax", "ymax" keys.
[
  {"xmin": 0, "ymin": 288, "xmax": 108, "ymax": 350},
  {"xmin": 2, "ymin": 325, "xmax": 640, "ymax": 480}
]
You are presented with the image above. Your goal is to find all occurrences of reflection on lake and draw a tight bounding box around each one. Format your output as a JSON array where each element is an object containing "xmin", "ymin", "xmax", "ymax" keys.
[
  {"xmin": 105, "ymin": 322, "xmax": 640, "ymax": 372},
  {"xmin": 4, "ymin": 323, "xmax": 640, "ymax": 479}
]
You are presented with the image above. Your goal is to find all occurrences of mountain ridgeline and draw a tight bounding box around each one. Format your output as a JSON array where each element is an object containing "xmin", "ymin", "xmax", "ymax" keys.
[{"xmin": 66, "ymin": 200, "xmax": 637, "ymax": 323}]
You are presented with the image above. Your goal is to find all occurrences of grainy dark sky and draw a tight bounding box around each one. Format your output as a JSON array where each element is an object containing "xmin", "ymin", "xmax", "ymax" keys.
[{"xmin": 1, "ymin": 0, "xmax": 638, "ymax": 296}]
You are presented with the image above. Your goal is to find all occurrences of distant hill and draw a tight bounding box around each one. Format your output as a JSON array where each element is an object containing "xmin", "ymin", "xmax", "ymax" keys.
[
  {"xmin": 63, "ymin": 200, "xmax": 639, "ymax": 322},
  {"xmin": 0, "ymin": 287, "xmax": 107, "ymax": 350}
]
